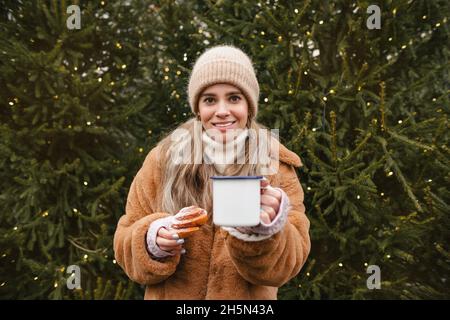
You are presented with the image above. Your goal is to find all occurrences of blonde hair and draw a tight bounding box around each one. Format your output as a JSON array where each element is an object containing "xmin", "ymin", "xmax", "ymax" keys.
[{"xmin": 157, "ymin": 117, "xmax": 270, "ymax": 216}]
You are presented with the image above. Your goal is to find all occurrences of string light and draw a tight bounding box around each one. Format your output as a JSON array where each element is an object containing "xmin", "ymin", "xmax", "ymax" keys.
[
  {"xmin": 121, "ymin": 64, "xmax": 126, "ymax": 69},
  {"xmin": 112, "ymin": 259, "xmax": 117, "ymax": 264},
  {"xmin": 264, "ymin": 98, "xmax": 268, "ymax": 102},
  {"xmin": 42, "ymin": 211, "xmax": 49, "ymax": 217},
  {"xmin": 387, "ymin": 171, "xmax": 394, "ymax": 177},
  {"xmin": 139, "ymin": 148, "xmax": 144, "ymax": 153},
  {"xmin": 338, "ymin": 263, "xmax": 343, "ymax": 267},
  {"xmin": 13, "ymin": 226, "xmax": 18, "ymax": 231},
  {"xmin": 83, "ymin": 181, "xmax": 88, "ymax": 186}
]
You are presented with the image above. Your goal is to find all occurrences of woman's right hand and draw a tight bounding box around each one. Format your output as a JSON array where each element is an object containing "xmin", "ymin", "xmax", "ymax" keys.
[{"xmin": 156, "ymin": 227, "xmax": 186, "ymax": 255}]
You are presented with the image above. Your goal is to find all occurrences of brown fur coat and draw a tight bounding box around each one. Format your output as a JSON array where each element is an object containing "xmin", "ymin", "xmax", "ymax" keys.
[{"xmin": 113, "ymin": 142, "xmax": 310, "ymax": 299}]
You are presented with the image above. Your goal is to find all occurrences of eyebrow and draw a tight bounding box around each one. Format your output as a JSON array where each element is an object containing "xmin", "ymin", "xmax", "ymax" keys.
[{"xmin": 200, "ymin": 91, "xmax": 242, "ymax": 98}]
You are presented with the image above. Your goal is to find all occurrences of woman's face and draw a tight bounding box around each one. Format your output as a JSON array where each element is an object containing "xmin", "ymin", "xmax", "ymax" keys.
[{"xmin": 198, "ymin": 83, "xmax": 249, "ymax": 142}]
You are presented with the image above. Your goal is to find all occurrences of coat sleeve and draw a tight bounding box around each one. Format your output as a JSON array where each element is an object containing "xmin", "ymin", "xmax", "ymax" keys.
[
  {"xmin": 224, "ymin": 163, "xmax": 311, "ymax": 287},
  {"xmin": 113, "ymin": 147, "xmax": 180, "ymax": 286}
]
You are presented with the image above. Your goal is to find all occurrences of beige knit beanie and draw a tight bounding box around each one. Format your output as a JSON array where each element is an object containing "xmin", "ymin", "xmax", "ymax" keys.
[{"xmin": 188, "ymin": 45, "xmax": 260, "ymax": 119}]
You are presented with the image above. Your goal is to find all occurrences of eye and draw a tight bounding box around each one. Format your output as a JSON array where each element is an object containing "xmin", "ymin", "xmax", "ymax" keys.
[
  {"xmin": 203, "ymin": 97, "xmax": 215, "ymax": 104},
  {"xmin": 230, "ymin": 95, "xmax": 241, "ymax": 102}
]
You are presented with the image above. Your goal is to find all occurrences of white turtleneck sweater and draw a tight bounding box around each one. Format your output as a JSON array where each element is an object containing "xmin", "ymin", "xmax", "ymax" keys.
[{"xmin": 201, "ymin": 129, "xmax": 249, "ymax": 174}]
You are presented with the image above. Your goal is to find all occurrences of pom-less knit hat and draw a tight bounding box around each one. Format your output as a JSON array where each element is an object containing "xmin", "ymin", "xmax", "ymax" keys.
[{"xmin": 188, "ymin": 45, "xmax": 260, "ymax": 119}]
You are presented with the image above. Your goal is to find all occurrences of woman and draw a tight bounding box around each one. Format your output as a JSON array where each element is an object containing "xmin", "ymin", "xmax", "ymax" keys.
[{"xmin": 113, "ymin": 45, "xmax": 311, "ymax": 299}]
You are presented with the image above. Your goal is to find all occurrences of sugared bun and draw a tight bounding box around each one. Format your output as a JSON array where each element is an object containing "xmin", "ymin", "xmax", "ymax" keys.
[{"xmin": 170, "ymin": 206, "xmax": 208, "ymax": 238}]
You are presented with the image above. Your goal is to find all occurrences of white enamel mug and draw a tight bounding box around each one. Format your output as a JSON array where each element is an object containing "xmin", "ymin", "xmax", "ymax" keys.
[{"xmin": 211, "ymin": 176, "xmax": 263, "ymax": 227}]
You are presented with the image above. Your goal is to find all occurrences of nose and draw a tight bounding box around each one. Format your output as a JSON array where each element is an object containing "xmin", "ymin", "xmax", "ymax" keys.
[{"xmin": 215, "ymin": 100, "xmax": 230, "ymax": 117}]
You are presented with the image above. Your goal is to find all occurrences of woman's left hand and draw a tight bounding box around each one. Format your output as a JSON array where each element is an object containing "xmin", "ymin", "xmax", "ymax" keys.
[{"xmin": 260, "ymin": 179, "xmax": 282, "ymax": 224}]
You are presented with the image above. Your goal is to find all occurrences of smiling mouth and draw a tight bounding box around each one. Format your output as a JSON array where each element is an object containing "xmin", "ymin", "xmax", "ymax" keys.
[{"xmin": 213, "ymin": 121, "xmax": 236, "ymax": 128}]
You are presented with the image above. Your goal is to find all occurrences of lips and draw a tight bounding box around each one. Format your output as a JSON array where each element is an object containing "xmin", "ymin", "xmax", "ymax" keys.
[{"xmin": 213, "ymin": 121, "xmax": 236, "ymax": 128}]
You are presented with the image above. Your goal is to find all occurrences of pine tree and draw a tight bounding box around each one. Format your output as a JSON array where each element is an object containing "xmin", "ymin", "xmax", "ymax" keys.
[
  {"xmin": 138, "ymin": 0, "xmax": 449, "ymax": 299},
  {"xmin": 0, "ymin": 0, "xmax": 148, "ymax": 299}
]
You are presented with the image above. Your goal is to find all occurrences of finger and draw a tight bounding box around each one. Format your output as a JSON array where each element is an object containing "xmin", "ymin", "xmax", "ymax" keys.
[
  {"xmin": 261, "ymin": 194, "xmax": 280, "ymax": 212},
  {"xmin": 262, "ymin": 186, "xmax": 282, "ymax": 201},
  {"xmin": 158, "ymin": 243, "xmax": 183, "ymax": 252},
  {"xmin": 157, "ymin": 236, "xmax": 184, "ymax": 248},
  {"xmin": 260, "ymin": 211, "xmax": 271, "ymax": 224},
  {"xmin": 260, "ymin": 179, "xmax": 269, "ymax": 189},
  {"xmin": 158, "ymin": 227, "xmax": 180, "ymax": 240},
  {"xmin": 261, "ymin": 205, "xmax": 276, "ymax": 221}
]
